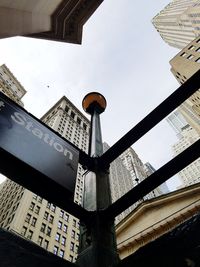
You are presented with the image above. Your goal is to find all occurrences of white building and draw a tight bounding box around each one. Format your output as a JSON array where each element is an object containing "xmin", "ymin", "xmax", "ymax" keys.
[
  {"xmin": 0, "ymin": 64, "xmax": 26, "ymax": 106},
  {"xmin": 152, "ymin": 0, "xmax": 200, "ymax": 49}
]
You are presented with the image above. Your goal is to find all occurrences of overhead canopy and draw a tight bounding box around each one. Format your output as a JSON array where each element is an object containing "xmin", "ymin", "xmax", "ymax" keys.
[{"xmin": 0, "ymin": 0, "xmax": 103, "ymax": 44}]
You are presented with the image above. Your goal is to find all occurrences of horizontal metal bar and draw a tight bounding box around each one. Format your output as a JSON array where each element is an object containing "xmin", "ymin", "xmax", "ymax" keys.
[
  {"xmin": 103, "ymin": 138, "xmax": 200, "ymax": 219},
  {"xmin": 99, "ymin": 69, "xmax": 200, "ymax": 167}
]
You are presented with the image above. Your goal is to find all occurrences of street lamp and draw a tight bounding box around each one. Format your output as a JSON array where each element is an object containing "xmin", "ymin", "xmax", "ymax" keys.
[{"xmin": 77, "ymin": 92, "xmax": 119, "ymax": 267}]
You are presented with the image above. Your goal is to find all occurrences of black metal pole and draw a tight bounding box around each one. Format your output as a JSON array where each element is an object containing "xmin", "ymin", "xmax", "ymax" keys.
[{"xmin": 76, "ymin": 93, "xmax": 119, "ymax": 267}]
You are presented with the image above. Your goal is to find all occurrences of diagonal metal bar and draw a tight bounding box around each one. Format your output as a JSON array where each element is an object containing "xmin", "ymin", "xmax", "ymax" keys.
[
  {"xmin": 98, "ymin": 69, "xmax": 200, "ymax": 167},
  {"xmin": 103, "ymin": 138, "xmax": 200, "ymax": 220}
]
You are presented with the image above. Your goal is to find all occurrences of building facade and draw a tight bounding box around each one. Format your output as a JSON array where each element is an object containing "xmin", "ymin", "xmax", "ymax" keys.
[
  {"xmin": 171, "ymin": 125, "xmax": 200, "ymax": 186},
  {"xmin": 0, "ymin": 64, "xmax": 26, "ymax": 106},
  {"xmin": 120, "ymin": 148, "xmax": 165, "ymax": 200},
  {"xmin": 169, "ymin": 36, "xmax": 200, "ymax": 134},
  {"xmin": 103, "ymin": 142, "xmax": 135, "ymax": 224},
  {"xmin": 152, "ymin": 0, "xmax": 200, "ymax": 49}
]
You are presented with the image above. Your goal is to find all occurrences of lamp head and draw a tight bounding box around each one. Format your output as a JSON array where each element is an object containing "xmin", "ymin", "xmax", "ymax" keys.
[{"xmin": 82, "ymin": 92, "xmax": 107, "ymax": 115}]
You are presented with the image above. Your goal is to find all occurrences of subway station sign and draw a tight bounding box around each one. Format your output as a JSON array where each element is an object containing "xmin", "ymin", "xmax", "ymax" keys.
[{"xmin": 0, "ymin": 92, "xmax": 79, "ymax": 195}]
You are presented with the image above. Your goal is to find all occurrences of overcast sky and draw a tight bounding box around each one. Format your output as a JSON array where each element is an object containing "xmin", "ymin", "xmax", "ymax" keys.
[{"xmin": 0, "ymin": 0, "xmax": 183, "ymax": 190}]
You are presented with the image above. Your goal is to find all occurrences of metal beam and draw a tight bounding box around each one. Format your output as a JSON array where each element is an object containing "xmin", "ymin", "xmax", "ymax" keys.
[
  {"xmin": 98, "ymin": 68, "xmax": 200, "ymax": 167},
  {"xmin": 103, "ymin": 138, "xmax": 200, "ymax": 219}
]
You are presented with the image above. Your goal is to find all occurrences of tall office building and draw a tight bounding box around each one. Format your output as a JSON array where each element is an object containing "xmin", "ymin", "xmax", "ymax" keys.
[
  {"xmin": 169, "ymin": 36, "xmax": 200, "ymax": 134},
  {"xmin": 0, "ymin": 95, "xmax": 90, "ymax": 263},
  {"xmin": 167, "ymin": 110, "xmax": 200, "ymax": 186},
  {"xmin": 120, "ymin": 148, "xmax": 164, "ymax": 200},
  {"xmin": 103, "ymin": 142, "xmax": 135, "ymax": 224},
  {"xmin": 152, "ymin": 0, "xmax": 200, "ymax": 49},
  {"xmin": 172, "ymin": 125, "xmax": 200, "ymax": 186},
  {"xmin": 144, "ymin": 162, "xmax": 170, "ymax": 195},
  {"xmin": 166, "ymin": 110, "xmax": 190, "ymax": 136},
  {"xmin": 0, "ymin": 64, "xmax": 26, "ymax": 106}
]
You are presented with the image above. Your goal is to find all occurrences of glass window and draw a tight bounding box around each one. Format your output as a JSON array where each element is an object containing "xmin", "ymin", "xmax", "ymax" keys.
[
  {"xmin": 60, "ymin": 210, "xmax": 64, "ymax": 218},
  {"xmin": 59, "ymin": 249, "xmax": 64, "ymax": 258},
  {"xmin": 44, "ymin": 240, "xmax": 49, "ymax": 250},
  {"xmin": 55, "ymin": 233, "xmax": 60, "ymax": 242},
  {"xmin": 38, "ymin": 236, "xmax": 43, "ymax": 246},
  {"xmin": 44, "ymin": 211, "xmax": 49, "ymax": 220},
  {"xmin": 61, "ymin": 236, "xmax": 66, "ymax": 246},
  {"xmin": 70, "ymin": 242, "xmax": 74, "ymax": 251},
  {"xmin": 71, "ymin": 230, "xmax": 75, "ymax": 239},
  {"xmin": 58, "ymin": 221, "xmax": 62, "ymax": 229},
  {"xmin": 41, "ymin": 223, "xmax": 46, "ymax": 233},
  {"xmin": 53, "ymin": 246, "xmax": 58, "ymax": 255},
  {"xmin": 47, "ymin": 227, "xmax": 51, "ymax": 236},
  {"xmin": 35, "ymin": 206, "xmax": 40, "ymax": 214},
  {"xmin": 63, "ymin": 224, "xmax": 68, "ymax": 233},
  {"xmin": 21, "ymin": 226, "xmax": 27, "ymax": 236},
  {"xmin": 27, "ymin": 230, "xmax": 33, "ymax": 240},
  {"xmin": 64, "ymin": 213, "xmax": 69, "ymax": 222},
  {"xmin": 25, "ymin": 213, "xmax": 31, "ymax": 223},
  {"xmin": 49, "ymin": 215, "xmax": 54, "ymax": 224},
  {"xmin": 31, "ymin": 217, "xmax": 37, "ymax": 227},
  {"xmin": 29, "ymin": 202, "xmax": 35, "ymax": 211}
]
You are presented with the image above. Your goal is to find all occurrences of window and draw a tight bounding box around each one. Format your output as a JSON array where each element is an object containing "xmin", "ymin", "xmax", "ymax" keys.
[
  {"xmin": 60, "ymin": 210, "xmax": 64, "ymax": 218},
  {"xmin": 38, "ymin": 197, "xmax": 43, "ymax": 203},
  {"xmin": 25, "ymin": 213, "xmax": 31, "ymax": 223},
  {"xmin": 196, "ymin": 47, "xmax": 200, "ymax": 52},
  {"xmin": 65, "ymin": 106, "xmax": 69, "ymax": 113},
  {"xmin": 27, "ymin": 230, "xmax": 33, "ymax": 240},
  {"xmin": 55, "ymin": 233, "xmax": 60, "ymax": 242},
  {"xmin": 21, "ymin": 226, "xmax": 27, "ymax": 236},
  {"xmin": 188, "ymin": 45, "xmax": 195, "ymax": 50},
  {"xmin": 53, "ymin": 246, "xmax": 58, "ymax": 255},
  {"xmin": 71, "ymin": 111, "xmax": 75, "ymax": 119},
  {"xmin": 195, "ymin": 57, "xmax": 200, "ymax": 63},
  {"xmin": 187, "ymin": 54, "xmax": 194, "ymax": 60},
  {"xmin": 61, "ymin": 236, "xmax": 66, "ymax": 246},
  {"xmin": 46, "ymin": 202, "xmax": 51, "ymax": 209},
  {"xmin": 70, "ymin": 242, "xmax": 74, "ymax": 251},
  {"xmin": 44, "ymin": 240, "xmax": 49, "ymax": 250},
  {"xmin": 63, "ymin": 224, "xmax": 68, "ymax": 233},
  {"xmin": 72, "ymin": 219, "xmax": 76, "ymax": 227},
  {"xmin": 41, "ymin": 223, "xmax": 46, "ymax": 233},
  {"xmin": 49, "ymin": 215, "xmax": 54, "ymax": 224},
  {"xmin": 35, "ymin": 206, "xmax": 40, "ymax": 214},
  {"xmin": 71, "ymin": 230, "xmax": 75, "ymax": 239},
  {"xmin": 50, "ymin": 204, "xmax": 56, "ymax": 212},
  {"xmin": 31, "ymin": 217, "xmax": 37, "ymax": 227},
  {"xmin": 29, "ymin": 202, "xmax": 35, "ymax": 211},
  {"xmin": 69, "ymin": 255, "xmax": 73, "ymax": 262},
  {"xmin": 38, "ymin": 236, "xmax": 43, "ymax": 246},
  {"xmin": 47, "ymin": 227, "xmax": 51, "ymax": 236},
  {"xmin": 76, "ymin": 233, "xmax": 80, "ymax": 241},
  {"xmin": 77, "ymin": 117, "xmax": 81, "ymax": 125},
  {"xmin": 58, "ymin": 221, "xmax": 62, "ymax": 229},
  {"xmin": 44, "ymin": 211, "xmax": 49, "ymax": 220},
  {"xmin": 64, "ymin": 213, "xmax": 69, "ymax": 222},
  {"xmin": 59, "ymin": 249, "xmax": 64, "ymax": 258},
  {"xmin": 180, "ymin": 52, "xmax": 187, "ymax": 57}
]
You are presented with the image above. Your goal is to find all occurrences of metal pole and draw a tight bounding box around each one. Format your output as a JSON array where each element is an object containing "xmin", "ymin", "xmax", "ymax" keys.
[{"xmin": 77, "ymin": 93, "xmax": 119, "ymax": 267}]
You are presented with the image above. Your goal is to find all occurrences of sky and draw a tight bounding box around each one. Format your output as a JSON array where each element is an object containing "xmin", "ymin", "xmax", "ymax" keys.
[{"xmin": 0, "ymin": 0, "xmax": 183, "ymax": 190}]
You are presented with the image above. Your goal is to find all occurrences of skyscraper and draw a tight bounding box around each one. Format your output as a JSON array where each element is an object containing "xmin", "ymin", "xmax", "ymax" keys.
[
  {"xmin": 167, "ymin": 109, "xmax": 200, "ymax": 187},
  {"xmin": 103, "ymin": 142, "xmax": 135, "ymax": 224},
  {"xmin": 120, "ymin": 147, "xmax": 164, "ymax": 200},
  {"xmin": 152, "ymin": 0, "xmax": 200, "ymax": 49},
  {"xmin": 169, "ymin": 35, "xmax": 200, "ymax": 134},
  {"xmin": 166, "ymin": 110, "xmax": 189, "ymax": 136},
  {"xmin": 0, "ymin": 64, "xmax": 26, "ymax": 106}
]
